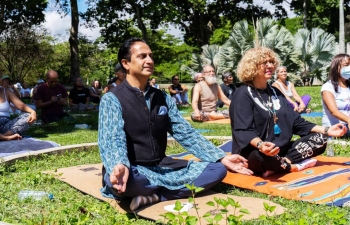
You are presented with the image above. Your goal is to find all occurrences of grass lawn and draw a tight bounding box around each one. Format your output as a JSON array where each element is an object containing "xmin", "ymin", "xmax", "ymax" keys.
[{"xmin": 1, "ymin": 85, "xmax": 350, "ymax": 224}]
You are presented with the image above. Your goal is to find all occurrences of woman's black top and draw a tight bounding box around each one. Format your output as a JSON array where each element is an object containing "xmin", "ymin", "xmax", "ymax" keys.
[{"xmin": 229, "ymin": 84, "xmax": 315, "ymax": 154}]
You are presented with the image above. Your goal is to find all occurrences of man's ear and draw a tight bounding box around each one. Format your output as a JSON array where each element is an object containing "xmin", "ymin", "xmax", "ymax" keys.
[{"xmin": 121, "ymin": 59, "xmax": 129, "ymax": 71}]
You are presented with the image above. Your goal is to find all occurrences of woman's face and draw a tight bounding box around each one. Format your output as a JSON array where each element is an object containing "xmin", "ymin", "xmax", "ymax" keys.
[
  {"xmin": 257, "ymin": 58, "xmax": 275, "ymax": 80},
  {"xmin": 339, "ymin": 57, "xmax": 350, "ymax": 73},
  {"xmin": 277, "ymin": 67, "xmax": 287, "ymax": 80},
  {"xmin": 94, "ymin": 81, "xmax": 100, "ymax": 87}
]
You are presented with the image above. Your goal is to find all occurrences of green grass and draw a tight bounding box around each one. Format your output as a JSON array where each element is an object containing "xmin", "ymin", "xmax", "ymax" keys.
[
  {"xmin": 2, "ymin": 86, "xmax": 350, "ymax": 224},
  {"xmin": 296, "ymin": 85, "xmax": 322, "ymax": 112}
]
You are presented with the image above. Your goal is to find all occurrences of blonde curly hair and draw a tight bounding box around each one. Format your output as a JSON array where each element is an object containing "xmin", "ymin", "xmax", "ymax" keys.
[{"xmin": 237, "ymin": 47, "xmax": 280, "ymax": 83}]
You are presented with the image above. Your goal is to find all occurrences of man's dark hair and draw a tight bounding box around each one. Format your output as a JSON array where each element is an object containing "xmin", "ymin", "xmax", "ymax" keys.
[
  {"xmin": 222, "ymin": 72, "xmax": 232, "ymax": 82},
  {"xmin": 118, "ymin": 37, "xmax": 146, "ymax": 71}
]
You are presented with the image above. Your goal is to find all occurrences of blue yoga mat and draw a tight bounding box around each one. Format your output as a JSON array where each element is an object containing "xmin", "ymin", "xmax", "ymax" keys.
[
  {"xmin": 0, "ymin": 138, "xmax": 60, "ymax": 157},
  {"xmin": 300, "ymin": 112, "xmax": 322, "ymax": 117},
  {"xmin": 195, "ymin": 129, "xmax": 212, "ymax": 133}
]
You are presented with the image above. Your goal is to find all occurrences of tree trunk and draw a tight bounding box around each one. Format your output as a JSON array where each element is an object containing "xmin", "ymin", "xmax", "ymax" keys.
[
  {"xmin": 339, "ymin": 0, "xmax": 346, "ymax": 53},
  {"xmin": 0, "ymin": 2, "xmax": 4, "ymax": 35},
  {"xmin": 303, "ymin": 0, "xmax": 307, "ymax": 29},
  {"xmin": 131, "ymin": 2, "xmax": 148, "ymax": 43},
  {"xmin": 69, "ymin": 0, "xmax": 80, "ymax": 80}
]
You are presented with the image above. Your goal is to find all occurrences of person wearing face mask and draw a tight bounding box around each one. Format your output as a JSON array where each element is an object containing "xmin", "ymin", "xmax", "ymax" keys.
[
  {"xmin": 191, "ymin": 65, "xmax": 231, "ymax": 122},
  {"xmin": 321, "ymin": 54, "xmax": 350, "ymax": 130}
]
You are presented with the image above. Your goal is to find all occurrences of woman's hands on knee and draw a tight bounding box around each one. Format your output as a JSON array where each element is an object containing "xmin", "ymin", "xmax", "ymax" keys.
[
  {"xmin": 328, "ymin": 123, "xmax": 348, "ymax": 137},
  {"xmin": 259, "ymin": 142, "xmax": 280, "ymax": 156}
]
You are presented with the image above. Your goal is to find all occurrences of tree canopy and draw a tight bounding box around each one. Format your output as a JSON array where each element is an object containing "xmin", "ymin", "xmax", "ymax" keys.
[{"xmin": 0, "ymin": 0, "xmax": 47, "ymax": 35}]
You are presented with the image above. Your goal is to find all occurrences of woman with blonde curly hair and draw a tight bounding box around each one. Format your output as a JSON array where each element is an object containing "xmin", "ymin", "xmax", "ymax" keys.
[{"xmin": 229, "ymin": 47, "xmax": 347, "ymax": 177}]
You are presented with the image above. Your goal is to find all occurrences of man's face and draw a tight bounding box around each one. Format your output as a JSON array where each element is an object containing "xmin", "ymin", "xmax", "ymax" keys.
[
  {"xmin": 75, "ymin": 77, "xmax": 84, "ymax": 87},
  {"xmin": 47, "ymin": 73, "xmax": 59, "ymax": 88},
  {"xmin": 203, "ymin": 66, "xmax": 217, "ymax": 85},
  {"xmin": 115, "ymin": 70, "xmax": 126, "ymax": 81},
  {"xmin": 203, "ymin": 66, "xmax": 215, "ymax": 77},
  {"xmin": 23, "ymin": 82, "xmax": 28, "ymax": 89},
  {"xmin": 122, "ymin": 42, "xmax": 154, "ymax": 78},
  {"xmin": 225, "ymin": 76, "xmax": 233, "ymax": 84}
]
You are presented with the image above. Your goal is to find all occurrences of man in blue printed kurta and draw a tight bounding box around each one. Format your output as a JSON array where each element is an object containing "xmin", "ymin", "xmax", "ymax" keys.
[{"xmin": 98, "ymin": 37, "xmax": 253, "ymax": 211}]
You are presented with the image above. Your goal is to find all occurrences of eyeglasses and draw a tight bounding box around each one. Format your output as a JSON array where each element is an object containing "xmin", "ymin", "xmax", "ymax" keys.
[
  {"xmin": 173, "ymin": 78, "xmax": 179, "ymax": 80},
  {"xmin": 261, "ymin": 60, "xmax": 275, "ymax": 66}
]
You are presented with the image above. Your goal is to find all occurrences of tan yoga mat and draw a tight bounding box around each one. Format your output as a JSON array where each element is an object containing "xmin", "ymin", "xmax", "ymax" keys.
[{"xmin": 45, "ymin": 163, "xmax": 285, "ymax": 222}]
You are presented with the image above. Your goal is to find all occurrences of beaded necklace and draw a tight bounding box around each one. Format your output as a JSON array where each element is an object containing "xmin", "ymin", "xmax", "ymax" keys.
[{"xmin": 253, "ymin": 85, "xmax": 282, "ymax": 135}]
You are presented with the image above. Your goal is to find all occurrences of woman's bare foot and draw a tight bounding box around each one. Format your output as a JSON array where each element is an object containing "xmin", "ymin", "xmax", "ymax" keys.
[
  {"xmin": 262, "ymin": 170, "xmax": 275, "ymax": 177},
  {"xmin": 0, "ymin": 133, "xmax": 22, "ymax": 141},
  {"xmin": 290, "ymin": 158, "xmax": 317, "ymax": 172}
]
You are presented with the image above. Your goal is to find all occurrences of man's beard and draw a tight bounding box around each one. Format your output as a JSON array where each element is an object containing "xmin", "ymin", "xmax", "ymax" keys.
[{"xmin": 205, "ymin": 76, "xmax": 217, "ymax": 85}]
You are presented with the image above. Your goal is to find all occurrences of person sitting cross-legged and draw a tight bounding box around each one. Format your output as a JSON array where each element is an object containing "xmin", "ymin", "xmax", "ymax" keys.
[
  {"xmin": 98, "ymin": 37, "xmax": 253, "ymax": 212},
  {"xmin": 34, "ymin": 70, "xmax": 71, "ymax": 124},
  {"xmin": 69, "ymin": 76, "xmax": 94, "ymax": 111},
  {"xmin": 0, "ymin": 74, "xmax": 36, "ymax": 141},
  {"xmin": 168, "ymin": 75, "xmax": 189, "ymax": 106},
  {"xmin": 230, "ymin": 47, "xmax": 347, "ymax": 178},
  {"xmin": 191, "ymin": 65, "xmax": 231, "ymax": 122},
  {"xmin": 217, "ymin": 72, "xmax": 236, "ymax": 108}
]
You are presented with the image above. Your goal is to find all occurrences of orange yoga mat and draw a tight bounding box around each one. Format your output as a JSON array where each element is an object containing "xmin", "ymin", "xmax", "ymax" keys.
[
  {"xmin": 171, "ymin": 141, "xmax": 350, "ymax": 207},
  {"xmin": 223, "ymin": 156, "xmax": 350, "ymax": 207}
]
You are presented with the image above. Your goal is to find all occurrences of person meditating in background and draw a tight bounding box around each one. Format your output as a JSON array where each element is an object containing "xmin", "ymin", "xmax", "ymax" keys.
[
  {"xmin": 191, "ymin": 65, "xmax": 231, "ymax": 122},
  {"xmin": 272, "ymin": 66, "xmax": 311, "ymax": 113},
  {"xmin": 0, "ymin": 73, "xmax": 37, "ymax": 141},
  {"xmin": 230, "ymin": 47, "xmax": 347, "ymax": 177},
  {"xmin": 98, "ymin": 37, "xmax": 252, "ymax": 212},
  {"xmin": 149, "ymin": 77, "xmax": 159, "ymax": 89},
  {"xmin": 321, "ymin": 54, "xmax": 350, "ymax": 130},
  {"xmin": 89, "ymin": 80, "xmax": 102, "ymax": 105},
  {"xmin": 168, "ymin": 75, "xmax": 189, "ymax": 106},
  {"xmin": 217, "ymin": 72, "xmax": 236, "ymax": 108}
]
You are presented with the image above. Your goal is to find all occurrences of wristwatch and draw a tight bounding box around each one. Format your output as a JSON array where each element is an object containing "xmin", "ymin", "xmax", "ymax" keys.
[
  {"xmin": 257, "ymin": 141, "xmax": 264, "ymax": 150},
  {"xmin": 324, "ymin": 126, "xmax": 330, "ymax": 136}
]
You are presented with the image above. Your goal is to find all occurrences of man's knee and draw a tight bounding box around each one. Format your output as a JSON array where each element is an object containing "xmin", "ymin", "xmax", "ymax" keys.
[{"xmin": 204, "ymin": 162, "xmax": 227, "ymax": 181}]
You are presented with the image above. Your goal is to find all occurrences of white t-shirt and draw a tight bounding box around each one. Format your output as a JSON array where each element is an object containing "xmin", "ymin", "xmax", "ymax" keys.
[
  {"xmin": 20, "ymin": 88, "xmax": 31, "ymax": 97},
  {"xmin": 321, "ymin": 80, "xmax": 350, "ymax": 126}
]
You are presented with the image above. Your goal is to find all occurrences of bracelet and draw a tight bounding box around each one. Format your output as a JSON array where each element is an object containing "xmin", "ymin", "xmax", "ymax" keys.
[
  {"xmin": 257, "ymin": 141, "xmax": 264, "ymax": 150},
  {"xmin": 324, "ymin": 126, "xmax": 330, "ymax": 136}
]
